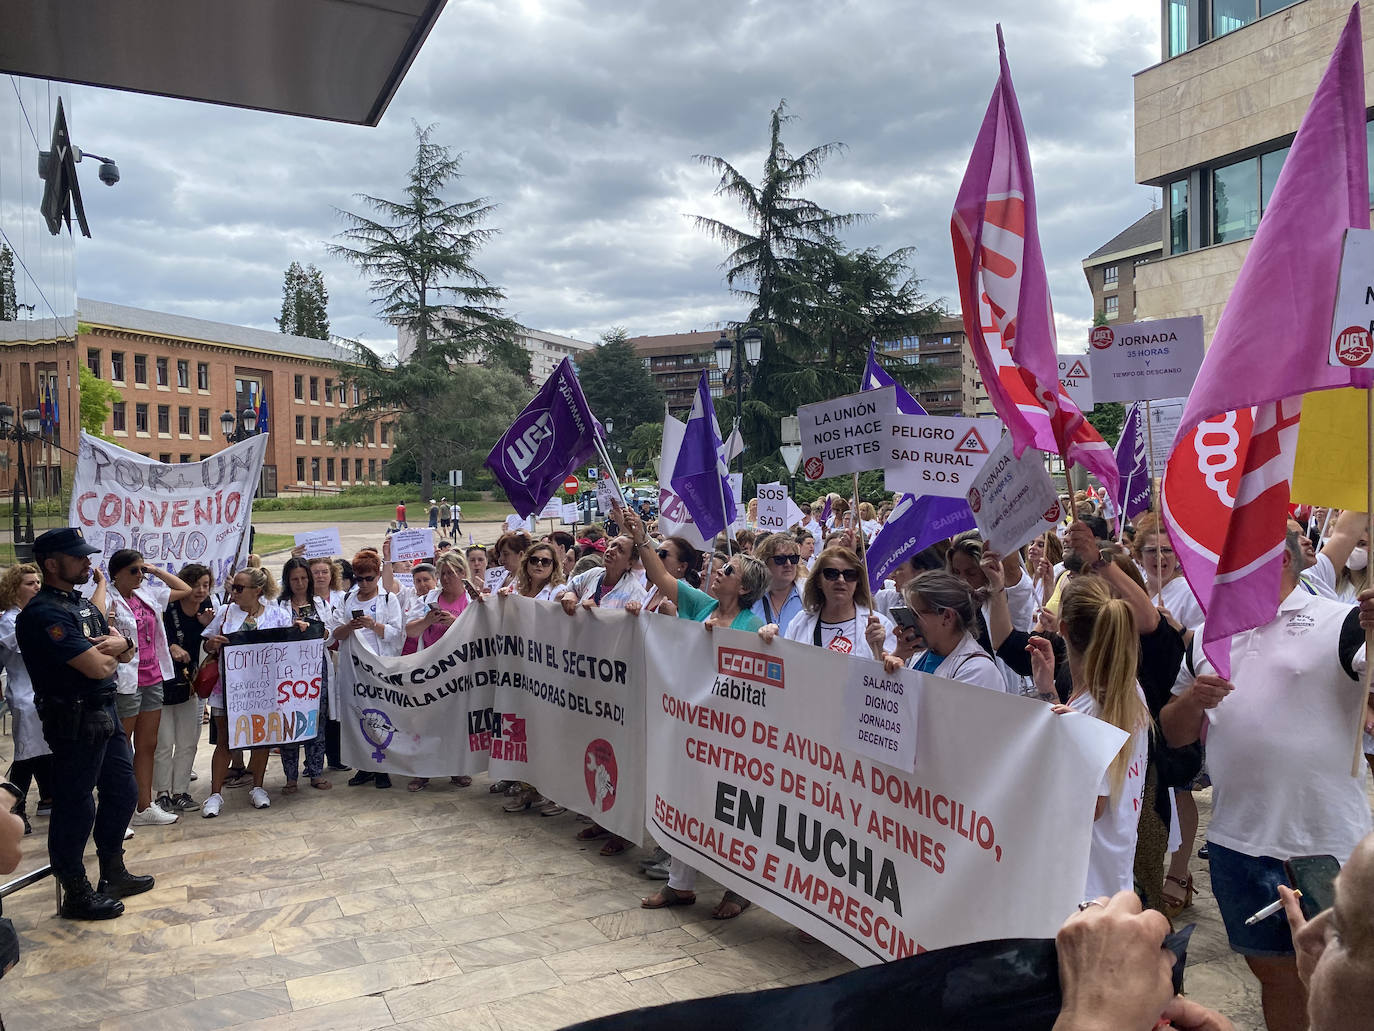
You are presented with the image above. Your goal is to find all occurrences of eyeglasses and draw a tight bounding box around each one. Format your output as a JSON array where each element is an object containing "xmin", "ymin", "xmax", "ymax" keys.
[
  {"xmin": 355, "ymin": 574, "xmax": 377, "ymax": 583},
  {"xmin": 656, "ymin": 549, "xmax": 672, "ymax": 560},
  {"xmin": 770, "ymin": 554, "xmax": 800, "ymax": 566},
  {"xmin": 1140, "ymin": 547, "xmax": 1174, "ymax": 557},
  {"xmin": 720, "ymin": 565, "xmax": 736, "ymax": 577},
  {"xmin": 229, "ymin": 584, "xmax": 248, "ymax": 593},
  {"xmin": 528, "ymin": 556, "xmax": 553, "ymax": 567},
  {"xmin": 821, "ymin": 567, "xmax": 859, "ymax": 583}
]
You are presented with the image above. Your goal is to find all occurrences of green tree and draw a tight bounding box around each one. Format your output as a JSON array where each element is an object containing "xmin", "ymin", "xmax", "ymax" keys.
[
  {"xmin": 576, "ymin": 327, "xmax": 664, "ymax": 460},
  {"xmin": 0, "ymin": 245, "xmax": 16, "ymax": 321},
  {"xmin": 78, "ymin": 363, "xmax": 121, "ymax": 440},
  {"xmin": 329, "ymin": 123, "xmax": 523, "ymax": 503},
  {"xmin": 1086, "ymin": 401, "xmax": 1126, "ymax": 447},
  {"xmin": 276, "ymin": 261, "xmax": 331, "ymax": 339},
  {"xmin": 624, "ymin": 420, "xmax": 664, "ymax": 477}
]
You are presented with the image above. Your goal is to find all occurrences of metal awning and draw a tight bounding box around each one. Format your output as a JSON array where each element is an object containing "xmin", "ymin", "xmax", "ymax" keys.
[{"xmin": 0, "ymin": 0, "xmax": 447, "ymax": 126}]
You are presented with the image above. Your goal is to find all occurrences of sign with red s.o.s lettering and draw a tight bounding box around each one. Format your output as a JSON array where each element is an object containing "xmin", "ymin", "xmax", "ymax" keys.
[{"xmin": 222, "ymin": 626, "xmax": 326, "ymax": 749}]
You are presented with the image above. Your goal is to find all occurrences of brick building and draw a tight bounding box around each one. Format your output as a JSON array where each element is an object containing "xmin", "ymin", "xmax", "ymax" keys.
[
  {"xmin": 0, "ymin": 298, "xmax": 396, "ymax": 498},
  {"xmin": 1081, "ymin": 212, "xmax": 1164, "ymax": 325},
  {"xmin": 623, "ymin": 330, "xmax": 724, "ymax": 416},
  {"xmin": 878, "ymin": 316, "xmax": 992, "ymax": 417}
]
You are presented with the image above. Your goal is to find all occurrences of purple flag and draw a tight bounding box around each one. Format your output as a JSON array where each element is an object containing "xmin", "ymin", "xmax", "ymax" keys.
[
  {"xmin": 1112, "ymin": 404, "xmax": 1151, "ymax": 521},
  {"xmin": 485, "ymin": 357, "xmax": 601, "ymax": 519},
  {"xmin": 669, "ymin": 372, "xmax": 735, "ymax": 541},
  {"xmin": 863, "ymin": 347, "xmax": 975, "ymax": 590}
]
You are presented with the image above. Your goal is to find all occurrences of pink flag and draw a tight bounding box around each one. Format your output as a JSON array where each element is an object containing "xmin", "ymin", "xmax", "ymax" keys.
[
  {"xmin": 951, "ymin": 26, "xmax": 1120, "ymax": 502},
  {"xmin": 1161, "ymin": 2, "xmax": 1371, "ymax": 678}
]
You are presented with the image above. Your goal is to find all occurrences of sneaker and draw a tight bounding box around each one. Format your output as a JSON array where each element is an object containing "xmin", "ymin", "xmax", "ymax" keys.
[
  {"xmin": 124, "ymin": 826, "xmax": 135, "ymax": 840},
  {"xmin": 171, "ymin": 793, "xmax": 200, "ymax": 812},
  {"xmin": 328, "ymin": 762, "xmax": 352, "ymax": 772},
  {"xmin": 131, "ymin": 804, "xmax": 179, "ymax": 826},
  {"xmin": 538, "ymin": 802, "xmax": 568, "ymax": 817},
  {"xmin": 643, "ymin": 860, "xmax": 670, "ymax": 880},
  {"xmin": 249, "ymin": 787, "xmax": 271, "ymax": 809},
  {"xmin": 202, "ymin": 793, "xmax": 223, "ymax": 818},
  {"xmin": 189, "ymin": 772, "xmax": 198, "ymax": 782},
  {"xmin": 224, "ymin": 768, "xmax": 252, "ymax": 788},
  {"xmin": 639, "ymin": 847, "xmax": 669, "ymax": 869},
  {"xmin": 154, "ymin": 793, "xmax": 174, "ymax": 813}
]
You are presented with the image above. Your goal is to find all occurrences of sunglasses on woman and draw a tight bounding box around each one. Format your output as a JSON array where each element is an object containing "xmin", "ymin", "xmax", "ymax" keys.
[
  {"xmin": 821, "ymin": 567, "xmax": 859, "ymax": 583},
  {"xmin": 354, "ymin": 574, "xmax": 377, "ymax": 583},
  {"xmin": 229, "ymin": 583, "xmax": 250, "ymax": 593},
  {"xmin": 528, "ymin": 555, "xmax": 553, "ymax": 567},
  {"xmin": 770, "ymin": 554, "xmax": 800, "ymax": 566}
]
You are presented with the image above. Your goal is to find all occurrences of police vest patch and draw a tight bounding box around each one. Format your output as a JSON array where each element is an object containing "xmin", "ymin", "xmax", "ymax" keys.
[{"xmin": 47, "ymin": 624, "xmax": 65, "ymax": 641}]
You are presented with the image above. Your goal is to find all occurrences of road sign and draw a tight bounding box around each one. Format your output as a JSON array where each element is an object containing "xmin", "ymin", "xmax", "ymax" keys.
[
  {"xmin": 448, "ymin": 469, "xmax": 463, "ymax": 487},
  {"xmin": 563, "ymin": 475, "xmax": 580, "ymax": 495}
]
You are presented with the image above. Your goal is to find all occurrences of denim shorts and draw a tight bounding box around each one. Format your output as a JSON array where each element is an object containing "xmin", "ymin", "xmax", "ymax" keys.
[
  {"xmin": 115, "ymin": 681, "xmax": 164, "ymax": 720},
  {"xmin": 1207, "ymin": 841, "xmax": 1295, "ymax": 956}
]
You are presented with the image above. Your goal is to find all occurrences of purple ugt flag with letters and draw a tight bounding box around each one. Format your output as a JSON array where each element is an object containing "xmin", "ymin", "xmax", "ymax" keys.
[
  {"xmin": 862, "ymin": 347, "xmax": 976, "ymax": 591},
  {"xmin": 1113, "ymin": 403, "xmax": 1152, "ymax": 521},
  {"xmin": 485, "ymin": 357, "xmax": 601, "ymax": 518},
  {"xmin": 670, "ymin": 372, "xmax": 735, "ymax": 541}
]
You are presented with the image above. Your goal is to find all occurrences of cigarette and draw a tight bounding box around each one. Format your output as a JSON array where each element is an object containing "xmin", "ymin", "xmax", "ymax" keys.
[{"xmin": 1245, "ymin": 889, "xmax": 1300, "ymax": 926}]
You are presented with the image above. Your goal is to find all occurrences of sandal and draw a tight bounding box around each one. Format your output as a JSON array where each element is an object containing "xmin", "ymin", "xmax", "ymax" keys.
[
  {"xmin": 281, "ymin": 783, "xmax": 299, "ymax": 795},
  {"xmin": 599, "ymin": 837, "xmax": 629, "ymax": 857},
  {"xmin": 539, "ymin": 802, "xmax": 568, "ymax": 817},
  {"xmin": 310, "ymin": 778, "xmax": 332, "ymax": 790},
  {"xmin": 451, "ymin": 776, "xmax": 472, "ymax": 787},
  {"xmin": 575, "ymin": 824, "xmax": 609, "ymax": 842},
  {"xmin": 641, "ymin": 886, "xmax": 696, "ymax": 909},
  {"xmin": 1162, "ymin": 874, "xmax": 1195, "ymax": 918},
  {"xmin": 408, "ymin": 778, "xmax": 429, "ymax": 792},
  {"xmin": 713, "ymin": 890, "xmax": 752, "ymax": 920}
]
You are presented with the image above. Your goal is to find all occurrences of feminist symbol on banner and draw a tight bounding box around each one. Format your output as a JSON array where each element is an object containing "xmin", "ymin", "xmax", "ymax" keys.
[
  {"xmin": 360, "ymin": 708, "xmax": 396, "ymax": 761},
  {"xmin": 584, "ymin": 739, "xmax": 619, "ymax": 813}
]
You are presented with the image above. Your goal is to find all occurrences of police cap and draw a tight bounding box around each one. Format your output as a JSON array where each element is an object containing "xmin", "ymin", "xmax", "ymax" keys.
[{"xmin": 33, "ymin": 527, "xmax": 100, "ymax": 558}]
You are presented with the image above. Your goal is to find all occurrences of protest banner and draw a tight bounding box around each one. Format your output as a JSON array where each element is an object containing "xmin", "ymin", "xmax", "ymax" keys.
[
  {"xmin": 1328, "ymin": 228, "xmax": 1374, "ymax": 370},
  {"xmin": 504, "ymin": 514, "xmax": 536, "ymax": 533},
  {"xmin": 864, "ymin": 493, "xmax": 974, "ymax": 593},
  {"xmin": 642, "ymin": 619, "xmax": 1125, "ymax": 966},
  {"xmin": 561, "ymin": 502, "xmax": 579, "ymax": 525},
  {"xmin": 1087, "ymin": 316, "xmax": 1205, "ymax": 403},
  {"xmin": 294, "ymin": 528, "xmax": 342, "ymax": 560},
  {"xmin": 538, "ymin": 496, "xmax": 563, "ymax": 520},
  {"xmin": 69, "ymin": 430, "xmax": 267, "ymax": 585},
  {"xmin": 1292, "ymin": 387, "xmax": 1370, "ymax": 509},
  {"xmin": 966, "ymin": 433, "xmax": 1060, "ymax": 554},
  {"xmin": 596, "ymin": 472, "xmax": 617, "ymax": 516},
  {"xmin": 756, "ymin": 483, "xmax": 790, "ymax": 532},
  {"xmin": 484, "ymin": 566, "xmax": 510, "ymax": 593},
  {"xmin": 222, "ymin": 625, "xmax": 326, "ymax": 749},
  {"xmin": 390, "ymin": 528, "xmax": 435, "ymax": 564},
  {"xmin": 1057, "ymin": 353, "xmax": 1094, "ymax": 412},
  {"xmin": 338, "ymin": 595, "xmax": 645, "ymax": 842},
  {"xmin": 799, "ymin": 386, "xmax": 894, "ymax": 481},
  {"xmin": 394, "ymin": 572, "xmax": 414, "ymax": 594},
  {"xmin": 883, "ymin": 414, "xmax": 998, "ymax": 497}
]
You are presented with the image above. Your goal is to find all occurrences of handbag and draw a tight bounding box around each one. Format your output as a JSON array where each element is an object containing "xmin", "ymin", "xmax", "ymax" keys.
[
  {"xmin": 163, "ymin": 605, "xmax": 196, "ymax": 705},
  {"xmin": 192, "ymin": 657, "xmax": 219, "ymax": 700}
]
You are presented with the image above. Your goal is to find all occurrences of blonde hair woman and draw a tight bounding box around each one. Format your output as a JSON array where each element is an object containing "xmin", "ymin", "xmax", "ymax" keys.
[{"xmin": 0, "ymin": 564, "xmax": 51, "ymax": 831}]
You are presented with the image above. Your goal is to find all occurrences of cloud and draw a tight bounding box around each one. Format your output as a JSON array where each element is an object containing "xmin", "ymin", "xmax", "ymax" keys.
[{"xmin": 64, "ymin": 0, "xmax": 1160, "ymax": 354}]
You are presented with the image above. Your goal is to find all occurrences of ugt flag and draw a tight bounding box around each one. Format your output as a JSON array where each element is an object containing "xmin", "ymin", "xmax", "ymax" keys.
[
  {"xmin": 1113, "ymin": 404, "xmax": 1152, "ymax": 521},
  {"xmin": 951, "ymin": 26, "xmax": 1118, "ymax": 503},
  {"xmin": 1162, "ymin": 2, "xmax": 1372, "ymax": 677},
  {"xmin": 485, "ymin": 357, "xmax": 602, "ymax": 519},
  {"xmin": 670, "ymin": 372, "xmax": 735, "ymax": 541}
]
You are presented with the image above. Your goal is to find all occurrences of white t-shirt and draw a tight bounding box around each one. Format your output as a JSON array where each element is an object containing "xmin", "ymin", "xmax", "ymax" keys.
[
  {"xmin": 1157, "ymin": 576, "xmax": 1204, "ymax": 631},
  {"xmin": 1174, "ymin": 589, "xmax": 1369, "ymax": 862},
  {"xmin": 1070, "ymin": 689, "xmax": 1149, "ymax": 900},
  {"xmin": 1305, "ymin": 552, "xmax": 1342, "ymax": 601},
  {"xmin": 202, "ymin": 602, "xmax": 296, "ymax": 707},
  {"xmin": 983, "ymin": 570, "xmax": 1037, "ymax": 693}
]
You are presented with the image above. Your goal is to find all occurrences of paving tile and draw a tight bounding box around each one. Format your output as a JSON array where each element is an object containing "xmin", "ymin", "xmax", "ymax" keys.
[
  {"xmin": 224, "ymin": 993, "xmax": 394, "ymax": 1030},
  {"xmin": 286, "ymin": 946, "xmax": 460, "ymax": 1009},
  {"xmin": 486, "ymin": 971, "xmax": 677, "ymax": 1031},
  {"xmin": 382, "ymin": 957, "xmax": 564, "ymax": 1023}
]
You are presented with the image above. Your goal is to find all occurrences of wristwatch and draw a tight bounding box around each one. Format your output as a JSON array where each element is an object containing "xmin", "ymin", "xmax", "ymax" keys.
[{"xmin": 122, "ymin": 635, "xmax": 135, "ymax": 654}]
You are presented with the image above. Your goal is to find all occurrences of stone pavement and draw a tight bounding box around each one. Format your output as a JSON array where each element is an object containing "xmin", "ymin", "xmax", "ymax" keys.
[{"xmin": 0, "ymin": 729, "xmax": 1282, "ymax": 1031}]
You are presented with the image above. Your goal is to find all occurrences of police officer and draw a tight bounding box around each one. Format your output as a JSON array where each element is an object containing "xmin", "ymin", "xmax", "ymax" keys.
[{"xmin": 15, "ymin": 528, "xmax": 152, "ymax": 919}]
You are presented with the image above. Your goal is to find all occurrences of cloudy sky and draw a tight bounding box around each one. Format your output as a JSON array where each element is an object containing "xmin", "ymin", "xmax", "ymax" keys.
[{"xmin": 67, "ymin": 0, "xmax": 1161, "ymax": 355}]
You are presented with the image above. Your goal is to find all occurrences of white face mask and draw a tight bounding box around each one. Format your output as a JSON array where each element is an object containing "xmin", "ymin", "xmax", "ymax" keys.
[{"xmin": 1347, "ymin": 546, "xmax": 1368, "ymax": 572}]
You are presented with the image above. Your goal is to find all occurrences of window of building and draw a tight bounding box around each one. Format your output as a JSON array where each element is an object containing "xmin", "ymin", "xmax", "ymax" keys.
[
  {"xmin": 197, "ymin": 362, "xmax": 209, "ymax": 390},
  {"xmin": 294, "ymin": 374, "xmax": 304, "ymax": 400},
  {"xmin": 1104, "ymin": 296, "xmax": 1120, "ymax": 320},
  {"xmin": 336, "ymin": 383, "xmax": 346, "ymax": 404},
  {"xmin": 325, "ymin": 417, "xmax": 334, "ymax": 439},
  {"xmin": 1168, "ymin": 0, "xmax": 1190, "ymax": 57},
  {"xmin": 176, "ymin": 360, "xmax": 189, "ymax": 388},
  {"xmin": 178, "ymin": 407, "xmax": 190, "ymax": 435},
  {"xmin": 352, "ymin": 386, "xmax": 360, "ymax": 405},
  {"xmin": 324, "ymin": 377, "xmax": 332, "ymax": 402},
  {"xmin": 157, "ymin": 405, "xmax": 170, "ymax": 434},
  {"xmin": 1260, "ymin": 146, "xmax": 1289, "ymax": 213},
  {"xmin": 135, "ymin": 403, "xmax": 149, "ymax": 433},
  {"xmin": 368, "ymin": 459, "xmax": 377, "ymax": 481},
  {"xmin": 1102, "ymin": 265, "xmax": 1119, "ymax": 287},
  {"xmin": 1169, "ymin": 179, "xmax": 1190, "ymax": 254},
  {"xmin": 379, "ymin": 423, "xmax": 389, "ymax": 446},
  {"xmin": 234, "ymin": 377, "xmax": 262, "ymax": 419},
  {"xmin": 180, "ymin": 454, "xmax": 192, "ymax": 464},
  {"xmin": 134, "ymin": 354, "xmax": 147, "ymax": 385},
  {"xmin": 355, "ymin": 458, "xmax": 363, "ymax": 481},
  {"xmin": 198, "ymin": 408, "xmax": 210, "ymax": 436},
  {"xmin": 111, "ymin": 352, "xmax": 125, "ymax": 382},
  {"xmin": 86, "ymin": 348, "xmax": 101, "ymax": 377},
  {"xmin": 1212, "ymin": 156, "xmax": 1259, "ymax": 244},
  {"xmin": 326, "ymin": 458, "xmax": 335, "ymax": 482},
  {"xmin": 310, "ymin": 416, "xmax": 320, "ymax": 441},
  {"xmin": 159, "ymin": 453, "xmax": 171, "ymax": 464},
  {"xmin": 309, "ymin": 377, "xmax": 319, "ymax": 401},
  {"xmin": 155, "ymin": 357, "xmax": 168, "ymax": 387},
  {"xmin": 297, "ymin": 457, "xmax": 306, "ymax": 482},
  {"xmin": 295, "ymin": 415, "xmax": 305, "ymax": 441},
  {"xmin": 112, "ymin": 402, "xmax": 126, "ymax": 432}
]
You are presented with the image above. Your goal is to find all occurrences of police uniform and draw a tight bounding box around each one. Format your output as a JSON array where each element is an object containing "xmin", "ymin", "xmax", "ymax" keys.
[{"xmin": 14, "ymin": 527, "xmax": 150, "ymax": 920}]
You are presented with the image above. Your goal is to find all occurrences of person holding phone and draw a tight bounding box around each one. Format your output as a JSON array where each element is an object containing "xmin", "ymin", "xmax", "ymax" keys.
[
  {"xmin": 334, "ymin": 550, "xmax": 406, "ymax": 789},
  {"xmin": 881, "ymin": 571, "xmax": 1003, "ymax": 693}
]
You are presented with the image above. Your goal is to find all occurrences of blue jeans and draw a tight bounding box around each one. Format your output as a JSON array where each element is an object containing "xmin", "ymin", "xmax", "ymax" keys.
[{"xmin": 46, "ymin": 700, "xmax": 137, "ymax": 880}]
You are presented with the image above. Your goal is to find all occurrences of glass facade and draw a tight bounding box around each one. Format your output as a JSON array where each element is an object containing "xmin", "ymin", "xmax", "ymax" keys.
[
  {"xmin": 1169, "ymin": 179, "xmax": 1190, "ymax": 255},
  {"xmin": 1168, "ymin": 0, "xmax": 1191, "ymax": 57},
  {"xmin": 1212, "ymin": 156, "xmax": 1259, "ymax": 244},
  {"xmin": 1259, "ymin": 146, "xmax": 1289, "ymax": 213}
]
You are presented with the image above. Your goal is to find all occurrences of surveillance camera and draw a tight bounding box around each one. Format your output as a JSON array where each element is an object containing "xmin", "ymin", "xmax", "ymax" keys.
[{"xmin": 97, "ymin": 160, "xmax": 119, "ymax": 186}]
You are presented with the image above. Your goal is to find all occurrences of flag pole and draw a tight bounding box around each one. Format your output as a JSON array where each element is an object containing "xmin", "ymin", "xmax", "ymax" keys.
[
  {"xmin": 1354, "ymin": 389, "xmax": 1374, "ymax": 777},
  {"xmin": 1117, "ymin": 405, "xmax": 1137, "ymax": 544},
  {"xmin": 1143, "ymin": 399, "xmax": 1164, "ymax": 605}
]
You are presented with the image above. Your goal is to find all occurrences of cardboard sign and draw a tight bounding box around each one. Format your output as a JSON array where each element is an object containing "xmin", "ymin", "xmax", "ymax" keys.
[
  {"xmin": 1143, "ymin": 397, "xmax": 1186, "ymax": 477},
  {"xmin": 1057, "ymin": 352, "xmax": 1094, "ymax": 411},
  {"xmin": 223, "ymin": 627, "xmax": 326, "ymax": 748},
  {"xmin": 294, "ymin": 527, "xmax": 342, "ymax": 559},
  {"xmin": 393, "ymin": 572, "xmax": 414, "ymax": 593},
  {"xmin": 1087, "ymin": 316, "xmax": 1205, "ymax": 402},
  {"xmin": 1328, "ymin": 228, "xmax": 1374, "ymax": 369},
  {"xmin": 595, "ymin": 472, "xmax": 617, "ymax": 515},
  {"xmin": 729, "ymin": 472, "xmax": 745, "ymax": 531},
  {"xmin": 843, "ymin": 664, "xmax": 918, "ymax": 771},
  {"xmin": 799, "ymin": 386, "xmax": 895, "ymax": 480},
  {"xmin": 390, "ymin": 528, "xmax": 435, "ymax": 564},
  {"xmin": 883, "ymin": 414, "xmax": 998, "ymax": 498},
  {"xmin": 484, "ymin": 566, "xmax": 511, "ymax": 592},
  {"xmin": 504, "ymin": 513, "xmax": 535, "ymax": 533},
  {"xmin": 756, "ymin": 482, "xmax": 790, "ymax": 532},
  {"xmin": 538, "ymin": 496, "xmax": 563, "ymax": 520},
  {"xmin": 966, "ymin": 433, "xmax": 1060, "ymax": 554},
  {"xmin": 561, "ymin": 502, "xmax": 579, "ymax": 525}
]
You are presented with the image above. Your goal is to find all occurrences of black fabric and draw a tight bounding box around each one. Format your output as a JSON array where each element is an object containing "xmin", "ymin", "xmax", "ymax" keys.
[
  {"xmin": 1338, "ymin": 606, "xmax": 1365, "ymax": 681},
  {"xmin": 162, "ymin": 599, "xmax": 213, "ymax": 706},
  {"xmin": 995, "ymin": 630, "xmax": 1070, "ymax": 703},
  {"xmin": 15, "ymin": 585, "xmax": 114, "ymax": 700}
]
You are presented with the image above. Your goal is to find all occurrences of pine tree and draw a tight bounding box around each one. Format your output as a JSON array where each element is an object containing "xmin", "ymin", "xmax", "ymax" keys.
[
  {"xmin": 276, "ymin": 261, "xmax": 331, "ymax": 339},
  {"xmin": 0, "ymin": 245, "xmax": 17, "ymax": 321}
]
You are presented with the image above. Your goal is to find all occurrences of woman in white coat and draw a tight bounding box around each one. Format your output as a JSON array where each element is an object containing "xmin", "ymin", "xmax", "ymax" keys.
[
  {"xmin": 770, "ymin": 546, "xmax": 895, "ymax": 658},
  {"xmin": 0, "ymin": 563, "xmax": 57, "ymax": 832},
  {"xmin": 882, "ymin": 571, "xmax": 1004, "ymax": 692}
]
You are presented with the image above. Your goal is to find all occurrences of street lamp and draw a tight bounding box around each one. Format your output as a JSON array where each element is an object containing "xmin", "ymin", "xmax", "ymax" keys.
[
  {"xmin": 0, "ymin": 402, "xmax": 42, "ymax": 560},
  {"xmin": 220, "ymin": 407, "xmax": 258, "ymax": 443},
  {"xmin": 713, "ymin": 326, "xmax": 763, "ymax": 473}
]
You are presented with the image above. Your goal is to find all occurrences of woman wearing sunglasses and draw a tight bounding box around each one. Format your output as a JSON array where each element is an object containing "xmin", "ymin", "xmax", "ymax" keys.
[
  {"xmin": 751, "ymin": 533, "xmax": 805, "ymax": 631},
  {"xmin": 107, "ymin": 551, "xmax": 193, "ymax": 828},
  {"xmin": 501, "ymin": 542, "xmax": 565, "ymax": 602},
  {"xmin": 201, "ymin": 566, "xmax": 303, "ymax": 817},
  {"xmin": 882, "ymin": 571, "xmax": 1003, "ymax": 692},
  {"xmin": 767, "ymin": 547, "xmax": 894, "ymax": 658},
  {"xmin": 643, "ymin": 537, "xmax": 701, "ymax": 617},
  {"xmin": 621, "ymin": 506, "xmax": 770, "ymax": 918},
  {"xmin": 405, "ymin": 551, "xmax": 476, "ymax": 793}
]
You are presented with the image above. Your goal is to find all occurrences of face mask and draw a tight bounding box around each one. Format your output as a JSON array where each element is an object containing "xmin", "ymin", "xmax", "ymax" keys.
[{"xmin": 1347, "ymin": 546, "xmax": 1368, "ymax": 572}]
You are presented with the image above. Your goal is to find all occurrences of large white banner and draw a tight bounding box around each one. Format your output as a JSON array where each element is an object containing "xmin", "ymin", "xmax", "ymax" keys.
[
  {"xmin": 69, "ymin": 431, "xmax": 267, "ymax": 585},
  {"xmin": 338, "ymin": 595, "xmax": 646, "ymax": 843},
  {"xmin": 642, "ymin": 619, "xmax": 1125, "ymax": 967}
]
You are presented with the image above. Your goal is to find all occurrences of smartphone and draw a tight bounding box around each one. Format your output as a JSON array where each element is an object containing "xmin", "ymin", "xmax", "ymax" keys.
[
  {"xmin": 351, "ymin": 609, "xmax": 364, "ymax": 620},
  {"xmin": 1284, "ymin": 854, "xmax": 1340, "ymax": 919},
  {"xmin": 890, "ymin": 606, "xmax": 920, "ymax": 629},
  {"xmin": 462, "ymin": 578, "xmax": 483, "ymax": 601},
  {"xmin": 427, "ymin": 601, "xmax": 441, "ymax": 612}
]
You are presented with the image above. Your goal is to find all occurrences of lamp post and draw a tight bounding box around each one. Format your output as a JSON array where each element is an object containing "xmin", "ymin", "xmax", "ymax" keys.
[
  {"xmin": 714, "ymin": 326, "xmax": 762, "ymax": 474},
  {"xmin": 0, "ymin": 403, "xmax": 42, "ymax": 561},
  {"xmin": 220, "ymin": 407, "xmax": 259, "ymax": 444}
]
